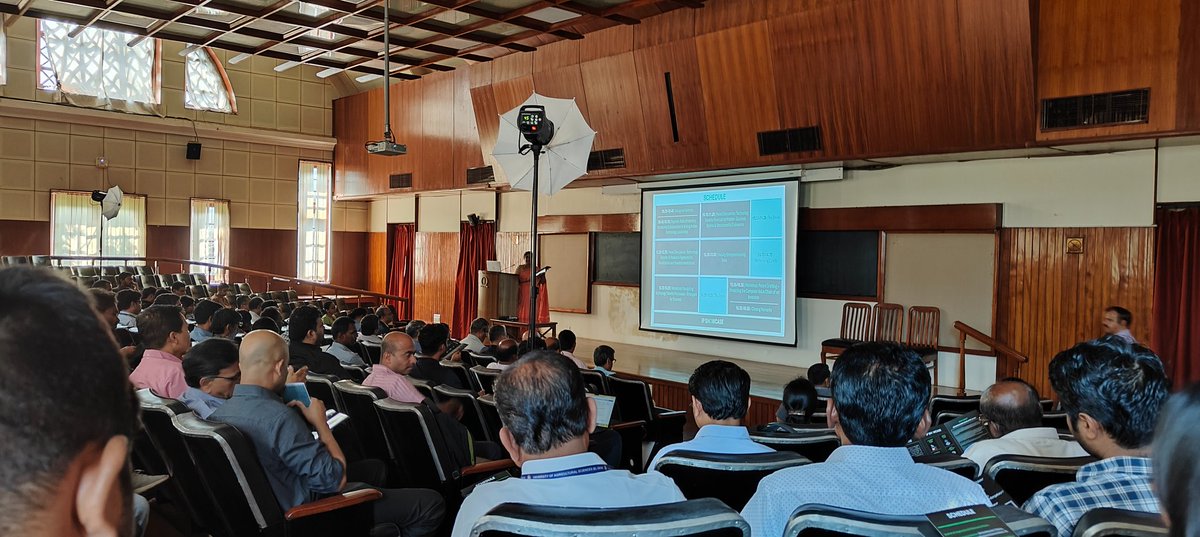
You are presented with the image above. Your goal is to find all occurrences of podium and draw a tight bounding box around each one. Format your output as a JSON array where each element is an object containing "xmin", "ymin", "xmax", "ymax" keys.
[{"xmin": 477, "ymin": 270, "xmax": 519, "ymax": 320}]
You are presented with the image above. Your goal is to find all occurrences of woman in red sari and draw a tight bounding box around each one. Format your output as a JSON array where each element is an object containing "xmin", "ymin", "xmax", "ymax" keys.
[{"xmin": 516, "ymin": 251, "xmax": 550, "ymax": 324}]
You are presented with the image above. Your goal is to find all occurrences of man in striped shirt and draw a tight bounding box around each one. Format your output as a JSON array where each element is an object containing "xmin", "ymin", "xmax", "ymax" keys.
[
  {"xmin": 363, "ymin": 331, "xmax": 426, "ymax": 404},
  {"xmin": 1022, "ymin": 336, "xmax": 1169, "ymax": 536}
]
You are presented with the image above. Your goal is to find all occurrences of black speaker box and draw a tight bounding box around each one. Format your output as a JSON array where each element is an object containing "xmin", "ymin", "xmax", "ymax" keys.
[{"xmin": 186, "ymin": 142, "xmax": 202, "ymax": 160}]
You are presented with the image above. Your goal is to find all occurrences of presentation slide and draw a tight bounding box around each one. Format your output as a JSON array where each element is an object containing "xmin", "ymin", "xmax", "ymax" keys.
[{"xmin": 640, "ymin": 181, "xmax": 798, "ymax": 345}]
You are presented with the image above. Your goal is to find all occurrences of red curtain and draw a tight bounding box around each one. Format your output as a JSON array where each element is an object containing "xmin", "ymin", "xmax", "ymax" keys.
[
  {"xmin": 387, "ymin": 224, "xmax": 415, "ymax": 321},
  {"xmin": 1153, "ymin": 207, "xmax": 1200, "ymax": 387},
  {"xmin": 452, "ymin": 220, "xmax": 496, "ymax": 339}
]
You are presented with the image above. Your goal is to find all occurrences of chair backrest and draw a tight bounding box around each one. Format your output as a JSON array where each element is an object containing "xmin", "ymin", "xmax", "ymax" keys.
[
  {"xmin": 192, "ymin": 273, "xmax": 209, "ymax": 285},
  {"xmin": 191, "ymin": 284, "xmax": 209, "ymax": 299},
  {"xmin": 871, "ymin": 303, "xmax": 904, "ymax": 343},
  {"xmin": 172, "ymin": 273, "xmax": 191, "ymax": 284},
  {"xmin": 1071, "ymin": 508, "xmax": 1167, "ymax": 537},
  {"xmin": 172, "ymin": 413, "xmax": 285, "ymax": 535},
  {"xmin": 915, "ymin": 454, "xmax": 978, "ymax": 479},
  {"xmin": 410, "ymin": 377, "xmax": 435, "ymax": 401},
  {"xmin": 286, "ymin": 289, "xmax": 299, "ymax": 302},
  {"xmin": 139, "ymin": 274, "xmax": 157, "ymax": 288},
  {"xmin": 102, "ymin": 265, "xmax": 121, "ymax": 276},
  {"xmin": 136, "ymin": 265, "xmax": 155, "ymax": 275},
  {"xmin": 840, "ymin": 303, "xmax": 874, "ymax": 341},
  {"xmin": 1043, "ymin": 412, "xmax": 1070, "ymax": 432},
  {"xmin": 929, "ymin": 395, "xmax": 980, "ymax": 419},
  {"xmin": 471, "ymin": 353, "xmax": 496, "ymax": 367},
  {"xmin": 331, "ymin": 381, "xmax": 392, "ymax": 462},
  {"xmin": 305, "ymin": 373, "xmax": 342, "ymax": 411},
  {"xmin": 373, "ymin": 399, "xmax": 453, "ymax": 488},
  {"xmin": 984, "ymin": 455, "xmax": 1097, "ymax": 506},
  {"xmin": 29, "ymin": 255, "xmax": 50, "ymax": 266},
  {"xmin": 236, "ymin": 283, "xmax": 253, "ymax": 295},
  {"xmin": 906, "ymin": 306, "xmax": 941, "ymax": 348},
  {"xmin": 470, "ymin": 498, "xmax": 749, "ymax": 537},
  {"xmin": 77, "ymin": 265, "xmax": 99, "ymax": 277},
  {"xmin": 440, "ymin": 360, "xmax": 478, "ymax": 392},
  {"xmin": 579, "ymin": 369, "xmax": 610, "ymax": 395},
  {"xmin": 477, "ymin": 395, "xmax": 504, "ymax": 442},
  {"xmin": 607, "ymin": 376, "xmax": 654, "ymax": 423},
  {"xmin": 471, "ymin": 366, "xmax": 501, "ymax": 395},
  {"xmin": 749, "ymin": 429, "xmax": 841, "ymax": 463},
  {"xmin": 433, "ymin": 384, "xmax": 494, "ymax": 442},
  {"xmin": 783, "ymin": 504, "xmax": 1054, "ymax": 537},
  {"xmin": 653, "ymin": 450, "xmax": 811, "ymax": 511}
]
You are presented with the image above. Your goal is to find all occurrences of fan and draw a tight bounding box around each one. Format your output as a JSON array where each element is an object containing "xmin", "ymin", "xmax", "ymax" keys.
[{"xmin": 90, "ymin": 185, "xmax": 124, "ymax": 220}]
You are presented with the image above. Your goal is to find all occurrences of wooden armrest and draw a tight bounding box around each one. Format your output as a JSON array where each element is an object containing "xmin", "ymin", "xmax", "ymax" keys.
[
  {"xmin": 284, "ymin": 488, "xmax": 382, "ymax": 521},
  {"xmin": 610, "ymin": 419, "xmax": 647, "ymax": 431},
  {"xmin": 461, "ymin": 458, "xmax": 516, "ymax": 477}
]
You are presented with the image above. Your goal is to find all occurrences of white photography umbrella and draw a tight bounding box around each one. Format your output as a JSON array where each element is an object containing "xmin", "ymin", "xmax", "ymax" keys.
[
  {"xmin": 491, "ymin": 93, "xmax": 596, "ymax": 196},
  {"xmin": 100, "ymin": 185, "xmax": 123, "ymax": 220}
]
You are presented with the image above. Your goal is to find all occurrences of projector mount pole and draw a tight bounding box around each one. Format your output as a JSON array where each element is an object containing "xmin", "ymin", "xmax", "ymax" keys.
[
  {"xmin": 527, "ymin": 144, "xmax": 542, "ymax": 339},
  {"xmin": 382, "ymin": 0, "xmax": 393, "ymax": 144}
]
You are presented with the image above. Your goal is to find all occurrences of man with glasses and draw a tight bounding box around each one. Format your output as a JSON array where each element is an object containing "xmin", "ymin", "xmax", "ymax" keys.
[
  {"xmin": 962, "ymin": 378, "xmax": 1087, "ymax": 472},
  {"xmin": 179, "ymin": 339, "xmax": 241, "ymax": 418}
]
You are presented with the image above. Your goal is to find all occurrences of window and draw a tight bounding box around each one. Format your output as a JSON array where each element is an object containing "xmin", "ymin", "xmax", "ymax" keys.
[
  {"xmin": 185, "ymin": 48, "xmax": 235, "ymax": 113},
  {"xmin": 38, "ymin": 20, "xmax": 158, "ymax": 104},
  {"xmin": 51, "ymin": 191, "xmax": 146, "ymax": 265},
  {"xmin": 297, "ymin": 161, "xmax": 332, "ymax": 282},
  {"xmin": 0, "ymin": 23, "xmax": 7, "ymax": 86},
  {"xmin": 190, "ymin": 199, "xmax": 230, "ymax": 282}
]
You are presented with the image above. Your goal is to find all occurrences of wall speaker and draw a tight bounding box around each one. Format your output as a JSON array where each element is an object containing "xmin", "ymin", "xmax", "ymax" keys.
[{"xmin": 186, "ymin": 142, "xmax": 202, "ymax": 160}]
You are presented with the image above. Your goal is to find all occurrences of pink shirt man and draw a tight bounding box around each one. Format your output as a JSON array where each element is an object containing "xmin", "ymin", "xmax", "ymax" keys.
[
  {"xmin": 363, "ymin": 363, "xmax": 426, "ymax": 404},
  {"xmin": 130, "ymin": 349, "xmax": 187, "ymax": 399}
]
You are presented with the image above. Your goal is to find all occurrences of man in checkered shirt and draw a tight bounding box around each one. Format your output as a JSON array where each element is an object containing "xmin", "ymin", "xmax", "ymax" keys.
[{"xmin": 1022, "ymin": 336, "xmax": 1169, "ymax": 536}]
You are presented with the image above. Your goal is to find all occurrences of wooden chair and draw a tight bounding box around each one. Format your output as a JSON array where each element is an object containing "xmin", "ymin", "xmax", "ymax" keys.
[
  {"xmin": 871, "ymin": 303, "xmax": 904, "ymax": 343},
  {"xmin": 906, "ymin": 306, "xmax": 941, "ymax": 383},
  {"xmin": 820, "ymin": 303, "xmax": 874, "ymax": 365}
]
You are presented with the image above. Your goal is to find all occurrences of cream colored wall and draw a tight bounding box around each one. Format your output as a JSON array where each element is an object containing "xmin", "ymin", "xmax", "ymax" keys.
[
  {"xmin": 368, "ymin": 190, "xmax": 497, "ymax": 232},
  {"xmin": 1157, "ymin": 139, "xmax": 1200, "ymax": 203}
]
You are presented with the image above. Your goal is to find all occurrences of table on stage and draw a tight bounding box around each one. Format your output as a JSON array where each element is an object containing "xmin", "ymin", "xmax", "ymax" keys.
[{"xmin": 490, "ymin": 319, "xmax": 558, "ymax": 339}]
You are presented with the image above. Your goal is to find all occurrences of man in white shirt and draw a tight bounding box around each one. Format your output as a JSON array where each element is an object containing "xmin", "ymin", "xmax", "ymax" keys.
[
  {"xmin": 452, "ymin": 351, "xmax": 685, "ymax": 537},
  {"xmin": 485, "ymin": 339, "xmax": 518, "ymax": 371},
  {"xmin": 962, "ymin": 379, "xmax": 1087, "ymax": 473},
  {"xmin": 1101, "ymin": 306, "xmax": 1137, "ymax": 344},
  {"xmin": 741, "ymin": 343, "xmax": 991, "ymax": 537},
  {"xmin": 462, "ymin": 317, "xmax": 489, "ymax": 353},
  {"xmin": 324, "ymin": 316, "xmax": 368, "ymax": 368},
  {"xmin": 248, "ymin": 297, "xmax": 264, "ymax": 324},
  {"xmin": 649, "ymin": 360, "xmax": 773, "ymax": 469},
  {"xmin": 116, "ymin": 289, "xmax": 141, "ymax": 327},
  {"xmin": 556, "ymin": 330, "xmax": 589, "ymax": 369}
]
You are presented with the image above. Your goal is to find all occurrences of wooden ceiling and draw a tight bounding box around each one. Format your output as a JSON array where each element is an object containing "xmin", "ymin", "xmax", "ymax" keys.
[{"xmin": 0, "ymin": 0, "xmax": 700, "ymax": 80}]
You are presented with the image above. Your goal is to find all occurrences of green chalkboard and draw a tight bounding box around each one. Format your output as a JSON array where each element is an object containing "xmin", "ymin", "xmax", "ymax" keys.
[
  {"xmin": 797, "ymin": 230, "xmax": 880, "ymax": 298},
  {"xmin": 592, "ymin": 232, "xmax": 640, "ymax": 284}
]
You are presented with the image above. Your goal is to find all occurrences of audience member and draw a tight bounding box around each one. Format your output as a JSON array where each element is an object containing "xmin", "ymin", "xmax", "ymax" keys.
[
  {"xmin": 90, "ymin": 288, "xmax": 119, "ymax": 328},
  {"xmin": 260, "ymin": 306, "xmax": 283, "ymax": 328},
  {"xmin": 279, "ymin": 301, "xmax": 294, "ymax": 320},
  {"xmin": 1153, "ymin": 382, "xmax": 1200, "ymax": 537},
  {"xmin": 210, "ymin": 308, "xmax": 240, "ymax": 341},
  {"xmin": 1102, "ymin": 306, "xmax": 1136, "ymax": 344},
  {"xmin": 409, "ymin": 323, "xmax": 464, "ymax": 388},
  {"xmin": 358, "ymin": 314, "xmax": 383, "ymax": 344},
  {"xmin": 482, "ymin": 325, "xmax": 508, "ymax": 354},
  {"xmin": 462, "ymin": 317, "xmax": 489, "ymax": 353},
  {"xmin": 0, "ymin": 266, "xmax": 139, "ymax": 537},
  {"xmin": 92, "ymin": 279, "xmax": 114, "ymax": 291},
  {"xmin": 378, "ymin": 305, "xmax": 397, "ymax": 329},
  {"xmin": 349, "ymin": 307, "xmax": 368, "ymax": 333},
  {"xmin": 117, "ymin": 289, "xmax": 142, "ymax": 327},
  {"xmin": 248, "ymin": 297, "xmax": 264, "ymax": 323},
  {"xmin": 234, "ymin": 295, "xmax": 250, "ymax": 312},
  {"xmin": 170, "ymin": 281, "xmax": 187, "ymax": 296},
  {"xmin": 286, "ymin": 305, "xmax": 349, "ymax": 380},
  {"xmin": 117, "ymin": 271, "xmax": 137, "ymax": 290},
  {"xmin": 321, "ymin": 300, "xmax": 338, "ymax": 327},
  {"xmin": 212, "ymin": 283, "xmax": 232, "ymax": 308},
  {"xmin": 650, "ymin": 360, "xmax": 773, "ymax": 468},
  {"xmin": 190, "ymin": 299, "xmax": 221, "ymax": 342},
  {"xmin": 557, "ymin": 330, "xmax": 588, "ymax": 368},
  {"xmin": 742, "ymin": 342, "xmax": 989, "ymax": 536},
  {"xmin": 325, "ymin": 316, "xmax": 367, "ymax": 368},
  {"xmin": 250, "ymin": 317, "xmax": 280, "ymax": 334},
  {"xmin": 211, "ymin": 331, "xmax": 444, "ymax": 536},
  {"xmin": 774, "ymin": 377, "xmax": 820, "ymax": 425},
  {"xmin": 544, "ymin": 336, "xmax": 560, "ymax": 352},
  {"xmin": 140, "ymin": 287, "xmax": 158, "ymax": 308},
  {"xmin": 152, "ymin": 293, "xmax": 181, "ymax": 307},
  {"xmin": 593, "ymin": 345, "xmax": 617, "ymax": 376},
  {"xmin": 1023, "ymin": 337, "xmax": 1169, "ymax": 536},
  {"xmin": 962, "ymin": 379, "xmax": 1087, "ymax": 471},
  {"xmin": 451, "ymin": 351, "xmax": 685, "ymax": 537},
  {"xmin": 179, "ymin": 339, "xmax": 240, "ymax": 418},
  {"xmin": 405, "ymin": 319, "xmax": 426, "ymax": 352},
  {"xmin": 129, "ymin": 305, "xmax": 192, "ymax": 399},
  {"xmin": 806, "ymin": 362, "xmax": 832, "ymax": 397},
  {"xmin": 179, "ymin": 295, "xmax": 195, "ymax": 318},
  {"xmin": 486, "ymin": 339, "xmax": 519, "ymax": 371}
]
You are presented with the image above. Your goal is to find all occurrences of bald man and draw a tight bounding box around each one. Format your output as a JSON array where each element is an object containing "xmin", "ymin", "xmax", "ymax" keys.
[
  {"xmin": 961, "ymin": 379, "xmax": 1088, "ymax": 472},
  {"xmin": 212, "ymin": 330, "xmax": 445, "ymax": 536},
  {"xmin": 486, "ymin": 339, "xmax": 519, "ymax": 371}
]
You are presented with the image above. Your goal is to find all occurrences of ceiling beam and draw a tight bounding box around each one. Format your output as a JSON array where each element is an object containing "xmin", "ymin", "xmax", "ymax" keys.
[{"xmin": 67, "ymin": 0, "xmax": 130, "ymax": 38}]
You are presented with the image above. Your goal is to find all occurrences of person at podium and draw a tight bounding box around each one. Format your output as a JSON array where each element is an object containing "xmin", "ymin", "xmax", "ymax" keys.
[{"xmin": 516, "ymin": 251, "xmax": 550, "ymax": 324}]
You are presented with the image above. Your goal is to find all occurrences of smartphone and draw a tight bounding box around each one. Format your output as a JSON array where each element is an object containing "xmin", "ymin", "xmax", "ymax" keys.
[{"xmin": 282, "ymin": 383, "xmax": 312, "ymax": 407}]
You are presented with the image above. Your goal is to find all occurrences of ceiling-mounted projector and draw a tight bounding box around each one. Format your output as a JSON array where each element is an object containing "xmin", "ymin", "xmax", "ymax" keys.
[{"xmin": 367, "ymin": 140, "xmax": 406, "ymax": 156}]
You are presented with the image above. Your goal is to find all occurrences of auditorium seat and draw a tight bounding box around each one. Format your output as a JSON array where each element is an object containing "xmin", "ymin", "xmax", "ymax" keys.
[
  {"xmin": 1043, "ymin": 412, "xmax": 1070, "ymax": 433},
  {"xmin": 440, "ymin": 360, "xmax": 478, "ymax": 392},
  {"xmin": 871, "ymin": 303, "xmax": 905, "ymax": 343},
  {"xmin": 1071, "ymin": 508, "xmax": 1167, "ymax": 537},
  {"xmin": 3, "ymin": 255, "xmax": 30, "ymax": 265},
  {"xmin": 236, "ymin": 282, "xmax": 253, "ymax": 295},
  {"xmin": 652, "ymin": 450, "xmax": 810, "ymax": 511},
  {"xmin": 341, "ymin": 364, "xmax": 368, "ymax": 383},
  {"xmin": 471, "ymin": 365, "xmax": 500, "ymax": 394},
  {"xmin": 135, "ymin": 265, "xmax": 155, "ymax": 276},
  {"xmin": 477, "ymin": 394, "xmax": 503, "ymax": 441},
  {"xmin": 192, "ymin": 273, "xmax": 209, "ymax": 285},
  {"xmin": 305, "ymin": 373, "xmax": 344, "ymax": 411},
  {"xmin": 102, "ymin": 266, "xmax": 121, "ymax": 276},
  {"xmin": 410, "ymin": 377, "xmax": 436, "ymax": 401},
  {"xmin": 749, "ymin": 429, "xmax": 840, "ymax": 463},
  {"xmin": 905, "ymin": 306, "xmax": 941, "ymax": 380},
  {"xmin": 820, "ymin": 302, "xmax": 873, "ymax": 364},
  {"xmin": 983, "ymin": 455, "xmax": 1097, "ymax": 506},
  {"xmin": 190, "ymin": 284, "xmax": 209, "ymax": 299},
  {"xmin": 330, "ymin": 381, "xmax": 398, "ymax": 478},
  {"xmin": 76, "ymin": 266, "xmax": 99, "ymax": 278},
  {"xmin": 579, "ymin": 369, "xmax": 610, "ymax": 395},
  {"xmin": 783, "ymin": 504, "xmax": 1054, "ymax": 537},
  {"xmin": 29, "ymin": 255, "xmax": 50, "ymax": 266},
  {"xmin": 173, "ymin": 413, "xmax": 383, "ymax": 537},
  {"xmin": 469, "ymin": 498, "xmax": 749, "ymax": 537},
  {"xmin": 433, "ymin": 384, "xmax": 495, "ymax": 442},
  {"xmin": 914, "ymin": 454, "xmax": 978, "ymax": 479},
  {"xmin": 606, "ymin": 376, "xmax": 687, "ymax": 462},
  {"xmin": 138, "ymin": 275, "xmax": 157, "ymax": 288},
  {"xmin": 930, "ymin": 394, "xmax": 980, "ymax": 420}
]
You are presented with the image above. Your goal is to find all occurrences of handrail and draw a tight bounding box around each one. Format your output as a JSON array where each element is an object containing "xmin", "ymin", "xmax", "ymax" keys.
[
  {"xmin": 46, "ymin": 255, "xmax": 407, "ymax": 304},
  {"xmin": 952, "ymin": 321, "xmax": 1029, "ymax": 396}
]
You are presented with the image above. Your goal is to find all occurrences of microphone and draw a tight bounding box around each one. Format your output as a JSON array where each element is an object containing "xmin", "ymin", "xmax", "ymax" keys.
[{"xmin": 535, "ymin": 266, "xmax": 551, "ymax": 277}]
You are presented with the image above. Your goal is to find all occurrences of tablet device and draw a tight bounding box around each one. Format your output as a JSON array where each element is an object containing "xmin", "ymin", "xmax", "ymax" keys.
[
  {"xmin": 282, "ymin": 382, "xmax": 312, "ymax": 408},
  {"xmin": 589, "ymin": 394, "xmax": 618, "ymax": 428}
]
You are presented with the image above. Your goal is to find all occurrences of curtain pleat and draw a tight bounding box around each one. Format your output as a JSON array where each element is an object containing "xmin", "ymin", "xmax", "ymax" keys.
[
  {"xmin": 452, "ymin": 221, "xmax": 496, "ymax": 338},
  {"xmin": 388, "ymin": 224, "xmax": 415, "ymax": 321},
  {"xmin": 1153, "ymin": 207, "xmax": 1200, "ymax": 387}
]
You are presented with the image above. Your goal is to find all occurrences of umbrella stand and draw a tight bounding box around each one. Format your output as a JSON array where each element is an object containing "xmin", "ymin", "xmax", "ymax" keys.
[{"xmin": 527, "ymin": 145, "xmax": 542, "ymax": 338}]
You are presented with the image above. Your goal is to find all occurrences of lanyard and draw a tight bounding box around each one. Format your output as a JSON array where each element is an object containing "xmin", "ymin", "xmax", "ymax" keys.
[{"xmin": 520, "ymin": 464, "xmax": 609, "ymax": 480}]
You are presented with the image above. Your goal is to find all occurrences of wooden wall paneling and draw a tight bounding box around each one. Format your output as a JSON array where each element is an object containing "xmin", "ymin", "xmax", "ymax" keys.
[
  {"xmin": 469, "ymin": 60, "xmax": 493, "ymax": 89},
  {"xmin": 0, "ymin": 220, "xmax": 50, "ymax": 256},
  {"xmin": 579, "ymin": 52, "xmax": 650, "ymax": 175},
  {"xmin": 578, "ymin": 24, "xmax": 635, "ymax": 63},
  {"xmin": 146, "ymin": 225, "xmax": 190, "ymax": 261},
  {"xmin": 694, "ymin": 21, "xmax": 783, "ymax": 167},
  {"xmin": 333, "ymin": 95, "xmax": 372, "ymax": 197},
  {"xmin": 414, "ymin": 72, "xmax": 459, "ymax": 191},
  {"xmin": 531, "ymin": 40, "xmax": 590, "ymax": 119},
  {"xmin": 228, "ymin": 228, "xmax": 297, "ymax": 291},
  {"xmin": 799, "ymin": 204, "xmax": 1002, "ymax": 232},
  {"xmin": 452, "ymin": 69, "xmax": 485, "ymax": 176},
  {"xmin": 495, "ymin": 231, "xmax": 530, "ymax": 271},
  {"xmin": 491, "ymin": 51, "xmax": 534, "ymax": 84},
  {"xmin": 534, "ymin": 39, "xmax": 581, "ymax": 73},
  {"xmin": 1176, "ymin": 0, "xmax": 1200, "ymax": 130},
  {"xmin": 633, "ymin": 6, "xmax": 696, "ymax": 49},
  {"xmin": 330, "ymin": 231, "xmax": 367, "ymax": 289},
  {"xmin": 536, "ymin": 213, "xmax": 640, "ymax": 234},
  {"xmin": 470, "ymin": 84, "xmax": 501, "ymax": 168},
  {"xmin": 1036, "ymin": 0, "xmax": 1180, "ymax": 141},
  {"xmin": 634, "ymin": 39, "xmax": 711, "ymax": 171},
  {"xmin": 692, "ymin": 0, "xmax": 771, "ymax": 35},
  {"xmin": 955, "ymin": 0, "xmax": 1036, "ymax": 148},
  {"xmin": 412, "ymin": 231, "xmax": 460, "ymax": 326},
  {"xmin": 366, "ymin": 231, "xmax": 387, "ymax": 293},
  {"xmin": 996, "ymin": 227, "xmax": 1154, "ymax": 398}
]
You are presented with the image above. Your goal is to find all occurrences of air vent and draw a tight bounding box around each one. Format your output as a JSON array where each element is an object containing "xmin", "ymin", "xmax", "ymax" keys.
[
  {"xmin": 1041, "ymin": 89, "xmax": 1150, "ymax": 130},
  {"xmin": 587, "ymin": 148, "xmax": 626, "ymax": 171},
  {"xmin": 757, "ymin": 126, "xmax": 823, "ymax": 156},
  {"xmin": 388, "ymin": 173, "xmax": 412, "ymax": 189},
  {"xmin": 466, "ymin": 165, "xmax": 494, "ymax": 185}
]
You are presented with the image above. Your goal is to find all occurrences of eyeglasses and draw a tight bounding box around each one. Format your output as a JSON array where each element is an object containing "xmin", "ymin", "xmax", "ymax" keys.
[
  {"xmin": 976, "ymin": 415, "xmax": 991, "ymax": 428},
  {"xmin": 205, "ymin": 373, "xmax": 240, "ymax": 383}
]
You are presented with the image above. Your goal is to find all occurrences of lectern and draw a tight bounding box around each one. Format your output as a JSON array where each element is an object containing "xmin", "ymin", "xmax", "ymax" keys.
[{"xmin": 477, "ymin": 270, "xmax": 519, "ymax": 320}]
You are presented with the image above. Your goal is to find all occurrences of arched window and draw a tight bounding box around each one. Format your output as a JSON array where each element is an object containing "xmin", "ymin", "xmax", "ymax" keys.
[
  {"xmin": 185, "ymin": 48, "xmax": 236, "ymax": 114},
  {"xmin": 38, "ymin": 20, "xmax": 158, "ymax": 104}
]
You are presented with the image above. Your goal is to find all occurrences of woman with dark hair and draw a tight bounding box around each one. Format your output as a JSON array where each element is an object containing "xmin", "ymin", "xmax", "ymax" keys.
[
  {"xmin": 776, "ymin": 377, "xmax": 820, "ymax": 425},
  {"xmin": 1154, "ymin": 383, "xmax": 1200, "ymax": 537}
]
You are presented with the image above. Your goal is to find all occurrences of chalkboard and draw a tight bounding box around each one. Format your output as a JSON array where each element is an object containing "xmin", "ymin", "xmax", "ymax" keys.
[
  {"xmin": 592, "ymin": 232, "xmax": 640, "ymax": 284},
  {"xmin": 797, "ymin": 231, "xmax": 879, "ymax": 298}
]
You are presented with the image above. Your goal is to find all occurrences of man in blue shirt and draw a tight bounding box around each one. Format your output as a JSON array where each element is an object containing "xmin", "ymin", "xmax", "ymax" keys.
[
  {"xmin": 649, "ymin": 360, "xmax": 773, "ymax": 469},
  {"xmin": 211, "ymin": 330, "xmax": 444, "ymax": 536},
  {"xmin": 593, "ymin": 345, "xmax": 617, "ymax": 376},
  {"xmin": 741, "ymin": 343, "xmax": 990, "ymax": 537},
  {"xmin": 1022, "ymin": 337, "xmax": 1168, "ymax": 536},
  {"xmin": 189, "ymin": 299, "xmax": 221, "ymax": 342},
  {"xmin": 179, "ymin": 338, "xmax": 240, "ymax": 418}
]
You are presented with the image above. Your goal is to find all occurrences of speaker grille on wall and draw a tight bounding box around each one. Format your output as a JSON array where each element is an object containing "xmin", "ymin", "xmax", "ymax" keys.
[
  {"xmin": 587, "ymin": 148, "xmax": 626, "ymax": 171},
  {"xmin": 1041, "ymin": 89, "xmax": 1150, "ymax": 130},
  {"xmin": 466, "ymin": 166, "xmax": 494, "ymax": 185},
  {"xmin": 388, "ymin": 173, "xmax": 413, "ymax": 189},
  {"xmin": 757, "ymin": 126, "xmax": 822, "ymax": 156},
  {"xmin": 186, "ymin": 142, "xmax": 202, "ymax": 160}
]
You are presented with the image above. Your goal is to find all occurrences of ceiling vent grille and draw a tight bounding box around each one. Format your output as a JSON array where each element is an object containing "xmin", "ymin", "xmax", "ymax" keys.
[
  {"xmin": 466, "ymin": 165, "xmax": 494, "ymax": 185},
  {"xmin": 758, "ymin": 126, "xmax": 823, "ymax": 156},
  {"xmin": 587, "ymin": 148, "xmax": 626, "ymax": 171},
  {"xmin": 1041, "ymin": 89, "xmax": 1150, "ymax": 130},
  {"xmin": 388, "ymin": 173, "xmax": 413, "ymax": 189}
]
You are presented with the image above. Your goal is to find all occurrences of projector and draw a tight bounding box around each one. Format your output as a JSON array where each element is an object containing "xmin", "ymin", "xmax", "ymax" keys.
[{"xmin": 366, "ymin": 140, "xmax": 407, "ymax": 156}]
